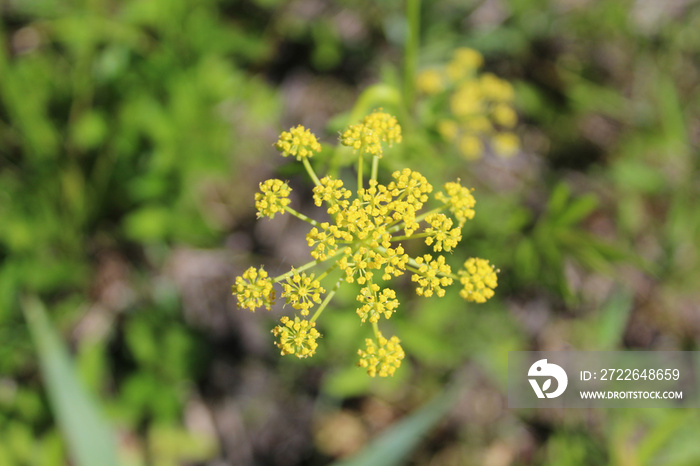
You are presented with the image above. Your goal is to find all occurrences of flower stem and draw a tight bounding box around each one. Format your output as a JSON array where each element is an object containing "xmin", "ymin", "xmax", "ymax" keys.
[
  {"xmin": 303, "ymin": 157, "xmax": 322, "ymax": 187},
  {"xmin": 403, "ymin": 0, "xmax": 421, "ymax": 109},
  {"xmin": 316, "ymin": 261, "xmax": 339, "ymax": 282},
  {"xmin": 391, "ymin": 232, "xmax": 430, "ymax": 241},
  {"xmin": 371, "ymin": 321, "xmax": 381, "ymax": 339},
  {"xmin": 371, "ymin": 155, "xmax": 380, "ymax": 182},
  {"xmin": 357, "ymin": 152, "xmax": 364, "ymax": 193},
  {"xmin": 311, "ymin": 276, "xmax": 343, "ymax": 323},
  {"xmin": 272, "ymin": 250, "xmax": 343, "ymax": 283},
  {"xmin": 284, "ymin": 206, "xmax": 319, "ymax": 226}
]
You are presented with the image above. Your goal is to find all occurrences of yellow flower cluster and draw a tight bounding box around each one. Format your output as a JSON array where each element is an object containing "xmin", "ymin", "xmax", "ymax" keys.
[
  {"xmin": 424, "ymin": 213, "xmax": 461, "ymax": 252},
  {"xmin": 233, "ymin": 111, "xmax": 498, "ymax": 377},
  {"xmin": 275, "ymin": 125, "xmax": 322, "ymax": 160},
  {"xmin": 356, "ymin": 284, "xmax": 399, "ymax": 323},
  {"xmin": 281, "ymin": 271, "xmax": 325, "ymax": 316},
  {"xmin": 459, "ymin": 258, "xmax": 499, "ymax": 303},
  {"xmin": 272, "ymin": 316, "xmax": 321, "ymax": 358},
  {"xmin": 411, "ymin": 254, "xmax": 453, "ymax": 297},
  {"xmin": 416, "ymin": 47, "xmax": 519, "ymax": 159},
  {"xmin": 255, "ymin": 179, "xmax": 291, "ymax": 219},
  {"xmin": 340, "ymin": 109, "xmax": 402, "ymax": 157},
  {"xmin": 357, "ymin": 333, "xmax": 405, "ymax": 377},
  {"xmin": 435, "ymin": 181, "xmax": 476, "ymax": 227},
  {"xmin": 233, "ymin": 267, "xmax": 276, "ymax": 311},
  {"xmin": 313, "ymin": 176, "xmax": 352, "ymax": 215}
]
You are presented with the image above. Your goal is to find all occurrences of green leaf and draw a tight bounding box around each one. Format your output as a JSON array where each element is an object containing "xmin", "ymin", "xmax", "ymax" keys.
[
  {"xmin": 554, "ymin": 194, "xmax": 598, "ymax": 227},
  {"xmin": 22, "ymin": 297, "xmax": 119, "ymax": 466},
  {"xmin": 334, "ymin": 386, "xmax": 458, "ymax": 466}
]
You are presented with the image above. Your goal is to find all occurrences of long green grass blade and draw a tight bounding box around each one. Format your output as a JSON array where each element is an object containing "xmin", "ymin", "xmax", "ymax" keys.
[
  {"xmin": 22, "ymin": 296, "xmax": 119, "ymax": 466},
  {"xmin": 333, "ymin": 385, "xmax": 459, "ymax": 466}
]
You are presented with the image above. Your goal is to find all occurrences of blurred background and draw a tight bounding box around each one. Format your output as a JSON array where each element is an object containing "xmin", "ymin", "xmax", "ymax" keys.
[{"xmin": 1, "ymin": 0, "xmax": 699, "ymax": 464}]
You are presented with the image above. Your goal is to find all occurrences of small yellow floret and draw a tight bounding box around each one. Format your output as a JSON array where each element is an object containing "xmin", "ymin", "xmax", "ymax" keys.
[
  {"xmin": 437, "ymin": 119, "xmax": 459, "ymax": 141},
  {"xmin": 281, "ymin": 270, "xmax": 325, "ymax": 316},
  {"xmin": 492, "ymin": 132, "xmax": 520, "ymax": 157},
  {"xmin": 457, "ymin": 134, "xmax": 483, "ymax": 160},
  {"xmin": 233, "ymin": 267, "xmax": 276, "ymax": 311},
  {"xmin": 458, "ymin": 258, "xmax": 498, "ymax": 303},
  {"xmin": 480, "ymin": 73, "xmax": 514, "ymax": 102},
  {"xmin": 357, "ymin": 333, "xmax": 404, "ymax": 377},
  {"xmin": 272, "ymin": 316, "xmax": 321, "ymax": 358},
  {"xmin": 417, "ymin": 69, "xmax": 444, "ymax": 95},
  {"xmin": 435, "ymin": 181, "xmax": 476, "ymax": 227},
  {"xmin": 340, "ymin": 110, "xmax": 402, "ymax": 157},
  {"xmin": 255, "ymin": 179, "xmax": 291, "ymax": 219},
  {"xmin": 275, "ymin": 125, "xmax": 322, "ymax": 160},
  {"xmin": 424, "ymin": 213, "xmax": 462, "ymax": 252},
  {"xmin": 446, "ymin": 47, "xmax": 484, "ymax": 82},
  {"xmin": 492, "ymin": 104, "xmax": 517, "ymax": 128},
  {"xmin": 356, "ymin": 285, "xmax": 399, "ymax": 323},
  {"xmin": 411, "ymin": 254, "xmax": 453, "ymax": 298}
]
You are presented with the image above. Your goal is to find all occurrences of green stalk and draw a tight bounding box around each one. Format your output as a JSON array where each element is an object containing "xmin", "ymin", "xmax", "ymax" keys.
[
  {"xmin": 303, "ymin": 157, "xmax": 322, "ymax": 187},
  {"xmin": 403, "ymin": 0, "xmax": 421, "ymax": 109},
  {"xmin": 371, "ymin": 321, "xmax": 381, "ymax": 339},
  {"xmin": 357, "ymin": 151, "xmax": 364, "ymax": 192},
  {"xmin": 371, "ymin": 155, "xmax": 380, "ymax": 182},
  {"xmin": 311, "ymin": 276, "xmax": 344, "ymax": 323},
  {"xmin": 272, "ymin": 250, "xmax": 343, "ymax": 283},
  {"xmin": 284, "ymin": 206, "xmax": 320, "ymax": 226}
]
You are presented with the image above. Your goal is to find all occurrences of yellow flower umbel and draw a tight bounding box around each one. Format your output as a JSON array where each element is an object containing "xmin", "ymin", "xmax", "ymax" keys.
[
  {"xmin": 233, "ymin": 111, "xmax": 498, "ymax": 377},
  {"xmin": 417, "ymin": 47, "xmax": 519, "ymax": 160},
  {"xmin": 272, "ymin": 316, "xmax": 321, "ymax": 358},
  {"xmin": 275, "ymin": 125, "xmax": 322, "ymax": 160},
  {"xmin": 459, "ymin": 258, "xmax": 499, "ymax": 303},
  {"xmin": 281, "ymin": 271, "xmax": 325, "ymax": 316},
  {"xmin": 357, "ymin": 333, "xmax": 405, "ymax": 377},
  {"xmin": 233, "ymin": 267, "xmax": 276, "ymax": 311},
  {"xmin": 255, "ymin": 179, "xmax": 291, "ymax": 219}
]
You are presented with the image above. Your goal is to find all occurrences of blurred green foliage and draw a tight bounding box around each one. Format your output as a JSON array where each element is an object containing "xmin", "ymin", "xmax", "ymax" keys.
[{"xmin": 0, "ymin": 0, "xmax": 278, "ymax": 463}]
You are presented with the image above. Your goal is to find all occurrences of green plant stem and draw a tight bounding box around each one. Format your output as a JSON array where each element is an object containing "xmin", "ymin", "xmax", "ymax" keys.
[
  {"xmin": 284, "ymin": 206, "xmax": 319, "ymax": 226},
  {"xmin": 316, "ymin": 261, "xmax": 340, "ymax": 282},
  {"xmin": 371, "ymin": 155, "xmax": 380, "ymax": 182},
  {"xmin": 371, "ymin": 321, "xmax": 381, "ymax": 339},
  {"xmin": 391, "ymin": 232, "xmax": 430, "ymax": 242},
  {"xmin": 303, "ymin": 157, "xmax": 322, "ymax": 187},
  {"xmin": 272, "ymin": 251, "xmax": 343, "ymax": 283},
  {"xmin": 403, "ymin": 0, "xmax": 421, "ymax": 109},
  {"xmin": 358, "ymin": 152, "xmax": 364, "ymax": 192},
  {"xmin": 311, "ymin": 276, "xmax": 343, "ymax": 323}
]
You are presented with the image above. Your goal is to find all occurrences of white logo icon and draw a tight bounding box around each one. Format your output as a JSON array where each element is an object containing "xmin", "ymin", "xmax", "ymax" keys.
[{"xmin": 528, "ymin": 359, "xmax": 568, "ymax": 398}]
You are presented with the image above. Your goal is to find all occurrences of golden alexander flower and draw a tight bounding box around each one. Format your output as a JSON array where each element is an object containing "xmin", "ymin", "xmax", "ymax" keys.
[
  {"xmin": 275, "ymin": 125, "xmax": 322, "ymax": 160},
  {"xmin": 424, "ymin": 213, "xmax": 462, "ymax": 252},
  {"xmin": 233, "ymin": 267, "xmax": 276, "ymax": 311},
  {"xmin": 233, "ymin": 111, "xmax": 498, "ymax": 376},
  {"xmin": 281, "ymin": 270, "xmax": 325, "ymax": 316},
  {"xmin": 416, "ymin": 69, "xmax": 444, "ymax": 95},
  {"xmin": 272, "ymin": 316, "xmax": 321, "ymax": 358},
  {"xmin": 411, "ymin": 254, "xmax": 453, "ymax": 297},
  {"xmin": 458, "ymin": 258, "xmax": 498, "ymax": 303},
  {"xmin": 340, "ymin": 109, "xmax": 402, "ymax": 157},
  {"xmin": 418, "ymin": 47, "xmax": 519, "ymax": 160},
  {"xmin": 435, "ymin": 181, "xmax": 476, "ymax": 227},
  {"xmin": 356, "ymin": 284, "xmax": 399, "ymax": 323},
  {"xmin": 255, "ymin": 179, "xmax": 291, "ymax": 219},
  {"xmin": 492, "ymin": 132, "xmax": 520, "ymax": 157},
  {"xmin": 357, "ymin": 333, "xmax": 405, "ymax": 377}
]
